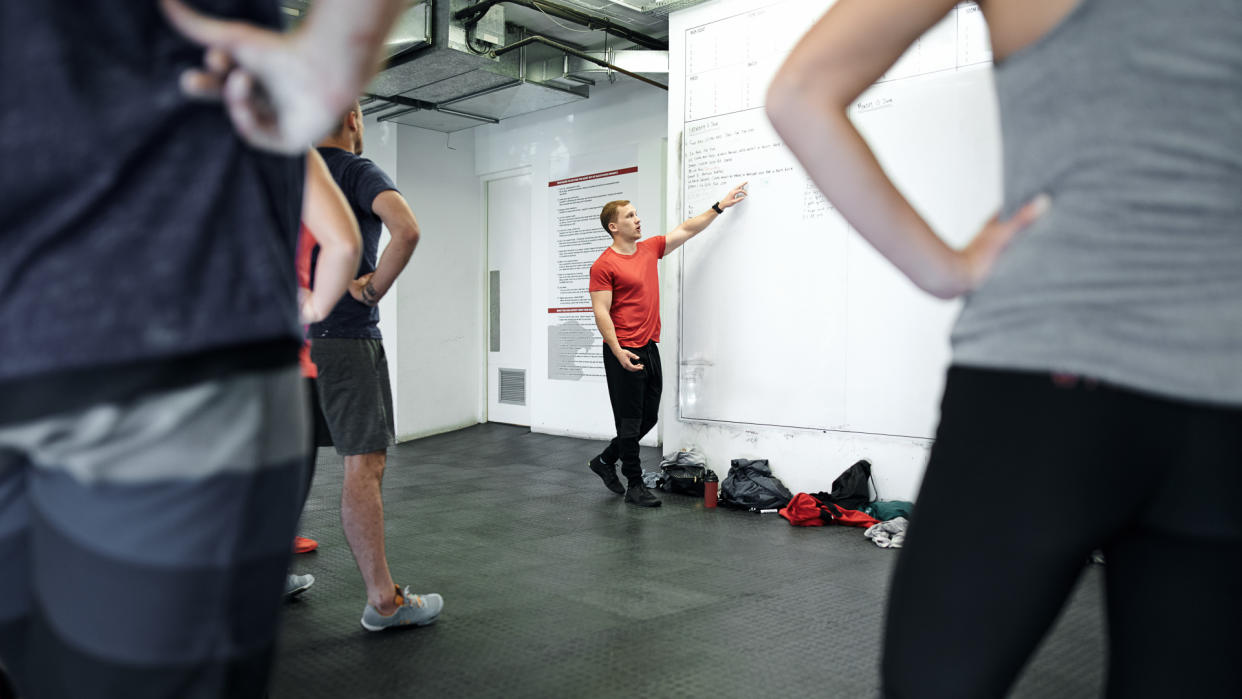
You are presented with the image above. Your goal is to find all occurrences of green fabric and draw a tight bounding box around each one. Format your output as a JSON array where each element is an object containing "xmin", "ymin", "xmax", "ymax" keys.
[{"xmin": 862, "ymin": 500, "xmax": 913, "ymax": 521}]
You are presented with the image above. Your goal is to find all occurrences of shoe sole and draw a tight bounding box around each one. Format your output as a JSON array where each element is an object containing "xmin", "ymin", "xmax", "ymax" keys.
[
  {"xmin": 285, "ymin": 581, "xmax": 314, "ymax": 599},
  {"xmin": 625, "ymin": 498, "xmax": 662, "ymax": 508},
  {"xmin": 588, "ymin": 461, "xmax": 625, "ymax": 495},
  {"xmin": 360, "ymin": 614, "xmax": 440, "ymax": 632}
]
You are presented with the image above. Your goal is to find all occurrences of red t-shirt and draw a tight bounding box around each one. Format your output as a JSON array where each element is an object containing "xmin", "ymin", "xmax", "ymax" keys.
[
  {"xmin": 296, "ymin": 224, "xmax": 318, "ymax": 379},
  {"xmin": 589, "ymin": 236, "xmax": 666, "ymax": 347}
]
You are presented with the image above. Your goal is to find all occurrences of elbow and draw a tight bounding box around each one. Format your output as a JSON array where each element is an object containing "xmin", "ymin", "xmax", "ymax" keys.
[
  {"xmin": 399, "ymin": 222, "xmax": 421, "ymax": 247},
  {"xmin": 765, "ymin": 65, "xmax": 809, "ymax": 137},
  {"xmin": 341, "ymin": 236, "xmax": 362, "ymax": 263},
  {"xmin": 340, "ymin": 221, "xmax": 362, "ymax": 260},
  {"xmin": 765, "ymin": 62, "xmax": 846, "ymax": 139},
  {"xmin": 324, "ymin": 223, "xmax": 361, "ymax": 263}
]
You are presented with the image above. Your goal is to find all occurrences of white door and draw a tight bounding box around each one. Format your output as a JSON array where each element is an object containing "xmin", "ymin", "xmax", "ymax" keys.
[{"xmin": 486, "ymin": 173, "xmax": 532, "ymax": 426}]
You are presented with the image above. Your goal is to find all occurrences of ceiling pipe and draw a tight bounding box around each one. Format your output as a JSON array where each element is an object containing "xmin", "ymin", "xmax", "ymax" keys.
[
  {"xmin": 490, "ymin": 35, "xmax": 668, "ymax": 91},
  {"xmin": 454, "ymin": 0, "xmax": 668, "ymax": 51},
  {"xmin": 362, "ymin": 93, "xmax": 501, "ymax": 124}
]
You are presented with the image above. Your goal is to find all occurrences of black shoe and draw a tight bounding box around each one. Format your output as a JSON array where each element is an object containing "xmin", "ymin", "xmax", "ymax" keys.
[
  {"xmin": 589, "ymin": 457, "xmax": 625, "ymax": 495},
  {"xmin": 624, "ymin": 482, "xmax": 662, "ymax": 507}
]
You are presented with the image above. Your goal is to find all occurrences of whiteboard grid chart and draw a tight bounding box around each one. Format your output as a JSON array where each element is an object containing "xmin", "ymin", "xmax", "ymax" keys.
[{"xmin": 673, "ymin": 0, "xmax": 1000, "ymax": 439}]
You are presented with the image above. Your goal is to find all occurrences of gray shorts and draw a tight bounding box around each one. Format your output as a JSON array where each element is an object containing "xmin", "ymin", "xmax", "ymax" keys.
[
  {"xmin": 310, "ymin": 338, "xmax": 396, "ymax": 456},
  {"xmin": 0, "ymin": 366, "xmax": 307, "ymax": 694}
]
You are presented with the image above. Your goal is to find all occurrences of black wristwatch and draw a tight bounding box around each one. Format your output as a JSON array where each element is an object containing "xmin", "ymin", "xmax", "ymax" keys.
[{"xmin": 711, "ymin": 201, "xmax": 724, "ymax": 214}]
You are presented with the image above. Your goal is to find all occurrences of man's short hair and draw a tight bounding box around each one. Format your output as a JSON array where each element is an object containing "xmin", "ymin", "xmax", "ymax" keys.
[
  {"xmin": 337, "ymin": 100, "xmax": 362, "ymax": 131},
  {"xmin": 600, "ymin": 200, "xmax": 630, "ymax": 234}
]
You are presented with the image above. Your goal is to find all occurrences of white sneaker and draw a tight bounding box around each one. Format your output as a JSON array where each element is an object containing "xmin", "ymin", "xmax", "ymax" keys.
[
  {"xmin": 360, "ymin": 585, "xmax": 443, "ymax": 631},
  {"xmin": 285, "ymin": 573, "xmax": 315, "ymax": 599}
]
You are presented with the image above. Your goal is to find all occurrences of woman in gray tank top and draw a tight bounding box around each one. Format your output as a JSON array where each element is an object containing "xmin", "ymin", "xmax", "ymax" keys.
[{"xmin": 768, "ymin": 1, "xmax": 1242, "ymax": 696}]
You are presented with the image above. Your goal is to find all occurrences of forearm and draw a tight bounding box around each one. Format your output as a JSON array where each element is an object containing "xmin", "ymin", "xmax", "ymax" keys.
[
  {"xmin": 593, "ymin": 310, "xmax": 623, "ymax": 355},
  {"xmin": 302, "ymin": 149, "xmax": 361, "ymax": 319},
  {"xmin": 665, "ymin": 206, "xmax": 720, "ymax": 253},
  {"xmin": 367, "ymin": 224, "xmax": 419, "ymax": 298},
  {"xmin": 666, "ymin": 182, "xmax": 746, "ymax": 253},
  {"xmin": 678, "ymin": 208, "xmax": 719, "ymax": 238},
  {"xmin": 309, "ymin": 243, "xmax": 357, "ymax": 318}
]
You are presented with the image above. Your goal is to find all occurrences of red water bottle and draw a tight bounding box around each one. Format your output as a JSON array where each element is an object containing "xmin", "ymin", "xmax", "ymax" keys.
[{"xmin": 704, "ymin": 471, "xmax": 718, "ymax": 508}]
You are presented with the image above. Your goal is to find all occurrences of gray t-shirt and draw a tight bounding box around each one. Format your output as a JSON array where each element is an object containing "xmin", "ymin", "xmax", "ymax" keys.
[{"xmin": 951, "ymin": 0, "xmax": 1242, "ymax": 405}]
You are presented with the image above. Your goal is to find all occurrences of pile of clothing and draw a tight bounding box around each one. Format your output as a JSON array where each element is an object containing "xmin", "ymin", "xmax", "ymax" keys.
[
  {"xmin": 863, "ymin": 517, "xmax": 908, "ymax": 549},
  {"xmin": 777, "ymin": 459, "xmax": 913, "ymax": 548}
]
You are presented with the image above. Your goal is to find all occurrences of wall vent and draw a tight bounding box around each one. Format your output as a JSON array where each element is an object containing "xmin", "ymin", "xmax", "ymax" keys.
[{"xmin": 498, "ymin": 368, "xmax": 527, "ymax": 406}]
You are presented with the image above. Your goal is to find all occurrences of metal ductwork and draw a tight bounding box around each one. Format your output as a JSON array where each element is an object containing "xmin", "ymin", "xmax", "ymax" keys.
[
  {"xmin": 525, "ymin": 47, "xmax": 669, "ymax": 90},
  {"xmin": 453, "ymin": 0, "xmax": 668, "ymax": 50},
  {"xmin": 285, "ymin": 0, "xmax": 684, "ymax": 132},
  {"xmin": 360, "ymin": 1, "xmax": 558, "ymax": 132}
]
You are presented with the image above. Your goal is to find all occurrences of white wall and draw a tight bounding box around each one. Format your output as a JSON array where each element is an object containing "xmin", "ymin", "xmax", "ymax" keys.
[
  {"xmin": 474, "ymin": 80, "xmax": 669, "ymax": 444},
  {"xmin": 393, "ymin": 126, "xmax": 485, "ymax": 440},
  {"xmin": 365, "ymin": 115, "xmax": 485, "ymax": 442}
]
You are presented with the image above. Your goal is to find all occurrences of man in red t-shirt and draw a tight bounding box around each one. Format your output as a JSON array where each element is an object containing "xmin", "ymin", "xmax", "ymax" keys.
[{"xmin": 588, "ymin": 182, "xmax": 748, "ymax": 506}]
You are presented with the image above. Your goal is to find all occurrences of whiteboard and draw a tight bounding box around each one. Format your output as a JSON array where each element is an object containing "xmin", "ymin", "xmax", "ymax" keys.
[{"xmin": 671, "ymin": 0, "xmax": 1000, "ymax": 439}]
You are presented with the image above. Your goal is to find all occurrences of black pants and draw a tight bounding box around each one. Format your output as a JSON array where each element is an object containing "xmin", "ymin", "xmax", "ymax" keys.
[
  {"xmin": 883, "ymin": 366, "xmax": 1242, "ymax": 698},
  {"xmin": 301, "ymin": 378, "xmax": 332, "ymax": 510},
  {"xmin": 599, "ymin": 342, "xmax": 662, "ymax": 484}
]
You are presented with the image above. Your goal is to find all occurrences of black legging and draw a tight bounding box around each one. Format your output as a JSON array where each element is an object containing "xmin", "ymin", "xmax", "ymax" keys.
[
  {"xmin": 300, "ymin": 378, "xmax": 332, "ymax": 514},
  {"xmin": 883, "ymin": 366, "xmax": 1242, "ymax": 698},
  {"xmin": 599, "ymin": 342, "xmax": 662, "ymax": 484}
]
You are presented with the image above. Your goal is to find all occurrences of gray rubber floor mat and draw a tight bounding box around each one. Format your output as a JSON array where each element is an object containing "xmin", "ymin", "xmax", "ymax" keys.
[{"xmin": 270, "ymin": 423, "xmax": 1104, "ymax": 698}]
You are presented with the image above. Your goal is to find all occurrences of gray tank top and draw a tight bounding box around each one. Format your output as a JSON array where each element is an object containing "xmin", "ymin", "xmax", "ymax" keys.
[{"xmin": 951, "ymin": 0, "xmax": 1242, "ymax": 405}]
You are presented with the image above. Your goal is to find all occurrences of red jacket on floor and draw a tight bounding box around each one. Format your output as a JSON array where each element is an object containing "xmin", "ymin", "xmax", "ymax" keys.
[{"xmin": 780, "ymin": 493, "xmax": 880, "ymax": 528}]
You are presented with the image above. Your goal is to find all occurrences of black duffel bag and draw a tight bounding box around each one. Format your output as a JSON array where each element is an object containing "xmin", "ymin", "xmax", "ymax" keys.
[
  {"xmin": 719, "ymin": 458, "xmax": 793, "ymax": 510},
  {"xmin": 659, "ymin": 450, "xmax": 712, "ymax": 496}
]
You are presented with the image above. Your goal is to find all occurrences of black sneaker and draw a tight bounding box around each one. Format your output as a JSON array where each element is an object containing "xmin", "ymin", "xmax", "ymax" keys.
[
  {"xmin": 624, "ymin": 482, "xmax": 662, "ymax": 507},
  {"xmin": 589, "ymin": 457, "xmax": 625, "ymax": 495}
]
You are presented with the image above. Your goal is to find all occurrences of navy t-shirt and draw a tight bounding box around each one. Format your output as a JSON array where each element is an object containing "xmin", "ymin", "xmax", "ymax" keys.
[
  {"xmin": 309, "ymin": 147, "xmax": 399, "ymax": 340},
  {"xmin": 0, "ymin": 1, "xmax": 304, "ymax": 423}
]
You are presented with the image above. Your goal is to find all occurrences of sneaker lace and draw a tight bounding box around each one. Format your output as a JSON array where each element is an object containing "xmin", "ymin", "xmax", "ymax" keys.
[{"xmin": 400, "ymin": 585, "xmax": 426, "ymax": 608}]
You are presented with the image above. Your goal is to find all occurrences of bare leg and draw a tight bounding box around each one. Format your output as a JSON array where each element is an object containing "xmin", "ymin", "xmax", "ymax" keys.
[{"xmin": 341, "ymin": 450, "xmax": 399, "ymax": 614}]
